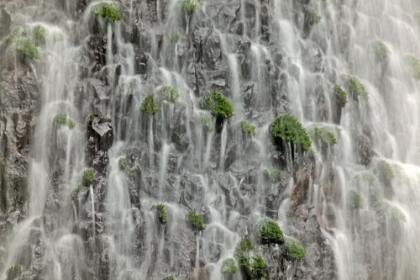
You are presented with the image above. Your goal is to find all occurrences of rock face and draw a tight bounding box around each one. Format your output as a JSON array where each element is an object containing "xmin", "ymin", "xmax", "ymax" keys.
[{"xmin": 0, "ymin": 0, "xmax": 417, "ymax": 280}]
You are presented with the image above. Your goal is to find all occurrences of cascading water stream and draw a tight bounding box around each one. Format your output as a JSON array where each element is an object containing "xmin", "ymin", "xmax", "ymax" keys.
[{"xmin": 2, "ymin": 0, "xmax": 420, "ymax": 279}]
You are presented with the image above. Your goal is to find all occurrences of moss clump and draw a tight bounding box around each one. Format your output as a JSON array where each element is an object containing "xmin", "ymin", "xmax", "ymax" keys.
[
  {"xmin": 269, "ymin": 115, "xmax": 312, "ymax": 151},
  {"xmin": 92, "ymin": 3, "xmax": 122, "ymax": 23},
  {"xmin": 334, "ymin": 85, "xmax": 347, "ymax": 105},
  {"xmin": 264, "ymin": 168, "xmax": 279, "ymax": 177},
  {"xmin": 81, "ymin": 168, "xmax": 95, "ymax": 186},
  {"xmin": 346, "ymin": 76, "xmax": 369, "ymax": 100},
  {"xmin": 404, "ymin": 55, "xmax": 420, "ymax": 79},
  {"xmin": 379, "ymin": 201, "xmax": 406, "ymax": 222},
  {"xmin": 53, "ymin": 114, "xmax": 76, "ymax": 129},
  {"xmin": 359, "ymin": 172, "xmax": 375, "ymax": 185},
  {"xmin": 378, "ymin": 160, "xmax": 395, "ymax": 180},
  {"xmin": 349, "ymin": 190, "xmax": 362, "ymax": 210},
  {"xmin": 240, "ymin": 120, "xmax": 256, "ymax": 136},
  {"xmin": 15, "ymin": 38, "xmax": 39, "ymax": 60},
  {"xmin": 71, "ymin": 185, "xmax": 82, "ymax": 200},
  {"xmin": 255, "ymin": 219, "xmax": 284, "ymax": 245},
  {"xmin": 186, "ymin": 211, "xmax": 205, "ymax": 231},
  {"xmin": 119, "ymin": 157, "xmax": 128, "ymax": 170},
  {"xmin": 310, "ymin": 126, "xmax": 338, "ymax": 145},
  {"xmin": 170, "ymin": 33, "xmax": 180, "ymax": 43},
  {"xmin": 199, "ymin": 114, "xmax": 214, "ymax": 132},
  {"xmin": 221, "ymin": 258, "xmax": 238, "ymax": 275},
  {"xmin": 160, "ymin": 86, "xmax": 180, "ymax": 102},
  {"xmin": 129, "ymin": 170, "xmax": 136, "ymax": 178},
  {"xmin": 157, "ymin": 204, "xmax": 167, "ymax": 225},
  {"xmin": 234, "ymin": 239, "xmax": 267, "ymax": 279},
  {"xmin": 234, "ymin": 237, "xmax": 253, "ymax": 259},
  {"xmin": 284, "ymin": 237, "xmax": 306, "ymax": 260},
  {"xmin": 203, "ymin": 90, "xmax": 234, "ymax": 121},
  {"xmin": 140, "ymin": 94, "xmax": 159, "ymax": 115},
  {"xmin": 6, "ymin": 264, "xmax": 22, "ymax": 278},
  {"xmin": 32, "ymin": 25, "xmax": 46, "ymax": 46},
  {"xmin": 370, "ymin": 40, "xmax": 389, "ymax": 60},
  {"xmin": 178, "ymin": 0, "xmax": 198, "ymax": 14},
  {"xmin": 167, "ymin": 276, "xmax": 177, "ymax": 280}
]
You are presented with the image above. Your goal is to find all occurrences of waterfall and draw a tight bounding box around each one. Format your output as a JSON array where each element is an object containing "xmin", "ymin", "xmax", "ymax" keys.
[{"xmin": 1, "ymin": 0, "xmax": 420, "ymax": 279}]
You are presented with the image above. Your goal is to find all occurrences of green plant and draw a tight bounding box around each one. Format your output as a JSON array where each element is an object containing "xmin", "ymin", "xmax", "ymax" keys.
[
  {"xmin": 167, "ymin": 276, "xmax": 177, "ymax": 280},
  {"xmin": 53, "ymin": 114, "xmax": 76, "ymax": 129},
  {"xmin": 349, "ymin": 190, "xmax": 362, "ymax": 209},
  {"xmin": 157, "ymin": 204, "xmax": 167, "ymax": 224},
  {"xmin": 170, "ymin": 33, "xmax": 180, "ymax": 43},
  {"xmin": 6, "ymin": 264, "xmax": 22, "ymax": 278},
  {"xmin": 178, "ymin": 0, "xmax": 198, "ymax": 14},
  {"xmin": 15, "ymin": 38, "xmax": 39, "ymax": 60},
  {"xmin": 379, "ymin": 201, "xmax": 406, "ymax": 222},
  {"xmin": 71, "ymin": 185, "xmax": 82, "ymax": 200},
  {"xmin": 199, "ymin": 114, "xmax": 214, "ymax": 132},
  {"xmin": 140, "ymin": 94, "xmax": 159, "ymax": 115},
  {"xmin": 186, "ymin": 211, "xmax": 205, "ymax": 231},
  {"xmin": 359, "ymin": 172, "xmax": 375, "ymax": 185},
  {"xmin": 264, "ymin": 168, "xmax": 279, "ymax": 177},
  {"xmin": 404, "ymin": 55, "xmax": 420, "ymax": 79},
  {"xmin": 255, "ymin": 219, "xmax": 284, "ymax": 244},
  {"xmin": 284, "ymin": 237, "xmax": 306, "ymax": 260},
  {"xmin": 315, "ymin": 12, "xmax": 322, "ymax": 22},
  {"xmin": 32, "ymin": 25, "xmax": 46, "ymax": 46},
  {"xmin": 119, "ymin": 157, "xmax": 127, "ymax": 170},
  {"xmin": 234, "ymin": 237, "xmax": 253, "ymax": 260},
  {"xmin": 346, "ymin": 76, "xmax": 369, "ymax": 100},
  {"xmin": 160, "ymin": 86, "xmax": 180, "ymax": 102},
  {"xmin": 310, "ymin": 126, "xmax": 338, "ymax": 145},
  {"xmin": 129, "ymin": 170, "xmax": 136, "ymax": 178},
  {"xmin": 378, "ymin": 160, "xmax": 395, "ymax": 180},
  {"xmin": 81, "ymin": 168, "xmax": 95, "ymax": 186},
  {"xmin": 269, "ymin": 115, "xmax": 312, "ymax": 151},
  {"xmin": 370, "ymin": 40, "xmax": 389, "ymax": 60},
  {"xmin": 240, "ymin": 120, "xmax": 256, "ymax": 136},
  {"xmin": 203, "ymin": 90, "xmax": 234, "ymax": 121},
  {"xmin": 221, "ymin": 258, "xmax": 238, "ymax": 275},
  {"xmin": 92, "ymin": 3, "xmax": 122, "ymax": 23},
  {"xmin": 334, "ymin": 85, "xmax": 347, "ymax": 105},
  {"xmin": 251, "ymin": 254, "xmax": 267, "ymax": 278}
]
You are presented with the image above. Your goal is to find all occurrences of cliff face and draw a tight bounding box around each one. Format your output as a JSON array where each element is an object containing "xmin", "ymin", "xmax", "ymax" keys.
[{"xmin": 0, "ymin": 0, "xmax": 419, "ymax": 279}]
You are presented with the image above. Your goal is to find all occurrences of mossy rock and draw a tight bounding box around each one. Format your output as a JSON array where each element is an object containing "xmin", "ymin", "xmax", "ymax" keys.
[
  {"xmin": 284, "ymin": 237, "xmax": 306, "ymax": 260},
  {"xmin": 178, "ymin": 0, "xmax": 198, "ymax": 14},
  {"xmin": 334, "ymin": 85, "xmax": 347, "ymax": 106},
  {"xmin": 7, "ymin": 264, "xmax": 22, "ymax": 279},
  {"xmin": 379, "ymin": 201, "xmax": 406, "ymax": 222},
  {"xmin": 156, "ymin": 204, "xmax": 167, "ymax": 225},
  {"xmin": 186, "ymin": 211, "xmax": 205, "ymax": 231},
  {"xmin": 346, "ymin": 76, "xmax": 369, "ymax": 100},
  {"xmin": 92, "ymin": 3, "xmax": 122, "ymax": 23},
  {"xmin": 240, "ymin": 120, "xmax": 256, "ymax": 136},
  {"xmin": 369, "ymin": 40, "xmax": 389, "ymax": 61},
  {"xmin": 140, "ymin": 94, "xmax": 159, "ymax": 115},
  {"xmin": 221, "ymin": 258, "xmax": 238, "ymax": 275},
  {"xmin": 81, "ymin": 168, "xmax": 95, "ymax": 186},
  {"xmin": 119, "ymin": 157, "xmax": 128, "ymax": 170},
  {"xmin": 199, "ymin": 114, "xmax": 214, "ymax": 132},
  {"xmin": 53, "ymin": 114, "xmax": 76, "ymax": 129},
  {"xmin": 255, "ymin": 219, "xmax": 284, "ymax": 244},
  {"xmin": 203, "ymin": 90, "xmax": 234, "ymax": 121},
  {"xmin": 71, "ymin": 185, "xmax": 82, "ymax": 200},
  {"xmin": 310, "ymin": 126, "xmax": 338, "ymax": 146},
  {"xmin": 349, "ymin": 190, "xmax": 362, "ymax": 210},
  {"xmin": 160, "ymin": 86, "xmax": 180, "ymax": 102},
  {"xmin": 32, "ymin": 25, "xmax": 46, "ymax": 46},
  {"xmin": 269, "ymin": 115, "xmax": 311, "ymax": 151}
]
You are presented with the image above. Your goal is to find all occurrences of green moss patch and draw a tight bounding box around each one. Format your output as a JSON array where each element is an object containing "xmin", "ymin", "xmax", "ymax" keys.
[
  {"xmin": 255, "ymin": 219, "xmax": 284, "ymax": 244},
  {"xmin": 378, "ymin": 160, "xmax": 395, "ymax": 180},
  {"xmin": 370, "ymin": 40, "xmax": 389, "ymax": 60},
  {"xmin": 220, "ymin": 258, "xmax": 238, "ymax": 275},
  {"xmin": 178, "ymin": 0, "xmax": 198, "ymax": 14},
  {"xmin": 157, "ymin": 204, "xmax": 167, "ymax": 225},
  {"xmin": 379, "ymin": 201, "xmax": 406, "ymax": 222},
  {"xmin": 203, "ymin": 90, "xmax": 234, "ymax": 121},
  {"xmin": 349, "ymin": 190, "xmax": 362, "ymax": 210},
  {"xmin": 199, "ymin": 114, "xmax": 214, "ymax": 132},
  {"xmin": 284, "ymin": 237, "xmax": 306, "ymax": 260},
  {"xmin": 140, "ymin": 94, "xmax": 159, "ymax": 115},
  {"xmin": 7, "ymin": 264, "xmax": 22, "ymax": 279},
  {"xmin": 119, "ymin": 157, "xmax": 128, "ymax": 170},
  {"xmin": 334, "ymin": 85, "xmax": 347, "ymax": 105},
  {"xmin": 32, "ymin": 25, "xmax": 46, "ymax": 46},
  {"xmin": 310, "ymin": 126, "xmax": 338, "ymax": 145},
  {"xmin": 234, "ymin": 238, "xmax": 267, "ymax": 279},
  {"xmin": 404, "ymin": 55, "xmax": 420, "ymax": 79},
  {"xmin": 269, "ymin": 115, "xmax": 311, "ymax": 151},
  {"xmin": 240, "ymin": 120, "xmax": 256, "ymax": 136},
  {"xmin": 346, "ymin": 76, "xmax": 369, "ymax": 100},
  {"xmin": 71, "ymin": 185, "xmax": 82, "ymax": 200},
  {"xmin": 53, "ymin": 114, "xmax": 77, "ymax": 129},
  {"xmin": 160, "ymin": 86, "xmax": 180, "ymax": 102},
  {"xmin": 186, "ymin": 210, "xmax": 205, "ymax": 231},
  {"xmin": 92, "ymin": 3, "xmax": 122, "ymax": 23},
  {"xmin": 81, "ymin": 168, "xmax": 95, "ymax": 186}
]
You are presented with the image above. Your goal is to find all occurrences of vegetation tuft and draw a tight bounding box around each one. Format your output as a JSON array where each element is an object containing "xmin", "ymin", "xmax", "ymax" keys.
[
  {"xmin": 255, "ymin": 219, "xmax": 284, "ymax": 245},
  {"xmin": 203, "ymin": 90, "xmax": 234, "ymax": 121},
  {"xmin": 160, "ymin": 86, "xmax": 180, "ymax": 102},
  {"xmin": 220, "ymin": 258, "xmax": 238, "ymax": 275},
  {"xmin": 240, "ymin": 120, "xmax": 256, "ymax": 136},
  {"xmin": 119, "ymin": 157, "xmax": 128, "ymax": 170},
  {"xmin": 310, "ymin": 126, "xmax": 338, "ymax": 145},
  {"xmin": 284, "ymin": 237, "xmax": 306, "ymax": 260},
  {"xmin": 346, "ymin": 76, "xmax": 369, "ymax": 100},
  {"xmin": 92, "ymin": 3, "xmax": 122, "ymax": 23},
  {"xmin": 269, "ymin": 115, "xmax": 311, "ymax": 151},
  {"xmin": 186, "ymin": 211, "xmax": 205, "ymax": 231},
  {"xmin": 156, "ymin": 204, "xmax": 167, "ymax": 225},
  {"xmin": 140, "ymin": 94, "xmax": 159, "ymax": 115}
]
